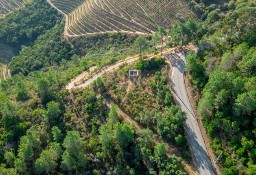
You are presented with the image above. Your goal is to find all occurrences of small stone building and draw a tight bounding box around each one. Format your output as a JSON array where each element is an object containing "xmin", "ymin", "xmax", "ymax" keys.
[{"xmin": 129, "ymin": 70, "xmax": 140, "ymax": 77}]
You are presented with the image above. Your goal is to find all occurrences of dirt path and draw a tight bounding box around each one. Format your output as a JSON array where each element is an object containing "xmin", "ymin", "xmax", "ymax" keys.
[{"xmin": 66, "ymin": 48, "xmax": 176, "ymax": 90}]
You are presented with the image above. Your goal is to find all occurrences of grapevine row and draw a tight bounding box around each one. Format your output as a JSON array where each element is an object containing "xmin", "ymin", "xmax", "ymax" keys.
[
  {"xmin": 0, "ymin": 0, "xmax": 27, "ymax": 15},
  {"xmin": 48, "ymin": 0, "xmax": 196, "ymax": 36}
]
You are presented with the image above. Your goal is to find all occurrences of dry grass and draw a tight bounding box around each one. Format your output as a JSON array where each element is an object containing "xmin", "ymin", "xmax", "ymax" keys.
[{"xmin": 0, "ymin": 63, "xmax": 11, "ymax": 80}]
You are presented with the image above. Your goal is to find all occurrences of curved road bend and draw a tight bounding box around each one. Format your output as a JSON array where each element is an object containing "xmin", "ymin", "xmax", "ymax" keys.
[{"xmin": 165, "ymin": 52, "xmax": 216, "ymax": 175}]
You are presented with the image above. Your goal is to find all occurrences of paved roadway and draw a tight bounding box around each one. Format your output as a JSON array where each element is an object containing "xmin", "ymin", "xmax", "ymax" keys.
[{"xmin": 166, "ymin": 51, "xmax": 216, "ymax": 175}]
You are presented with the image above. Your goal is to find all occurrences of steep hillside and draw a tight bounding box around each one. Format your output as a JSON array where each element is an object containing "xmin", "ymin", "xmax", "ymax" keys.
[
  {"xmin": 0, "ymin": 0, "xmax": 60, "ymax": 65},
  {"xmin": 0, "ymin": 0, "xmax": 60, "ymax": 46},
  {"xmin": 180, "ymin": 0, "xmax": 256, "ymax": 174},
  {"xmin": 48, "ymin": 0, "xmax": 196, "ymax": 36},
  {"xmin": 0, "ymin": 0, "xmax": 27, "ymax": 16},
  {"xmin": 0, "ymin": 43, "xmax": 18, "ymax": 63}
]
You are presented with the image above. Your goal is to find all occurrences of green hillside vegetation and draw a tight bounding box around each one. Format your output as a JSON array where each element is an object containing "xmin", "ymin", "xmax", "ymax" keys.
[
  {"xmin": 0, "ymin": 1, "xmax": 191, "ymax": 174},
  {"xmin": 0, "ymin": 35, "xmax": 188, "ymax": 175},
  {"xmin": 8, "ymin": 24, "xmax": 146, "ymax": 76},
  {"xmin": 177, "ymin": 0, "xmax": 256, "ymax": 174},
  {"xmin": 0, "ymin": 0, "xmax": 60, "ymax": 46},
  {"xmin": 0, "ymin": 0, "xmax": 255, "ymax": 174},
  {"xmin": 103, "ymin": 58, "xmax": 188, "ymax": 150},
  {"xmin": 0, "ymin": 43, "xmax": 18, "ymax": 64},
  {"xmin": 0, "ymin": 0, "xmax": 61, "ymax": 65}
]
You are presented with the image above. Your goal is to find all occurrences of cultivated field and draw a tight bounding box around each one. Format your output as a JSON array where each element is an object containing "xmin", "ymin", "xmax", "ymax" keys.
[
  {"xmin": 48, "ymin": 0, "xmax": 196, "ymax": 36},
  {"xmin": 0, "ymin": 0, "xmax": 27, "ymax": 16}
]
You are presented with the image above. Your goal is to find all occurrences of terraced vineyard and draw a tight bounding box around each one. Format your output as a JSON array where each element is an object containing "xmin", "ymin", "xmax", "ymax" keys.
[
  {"xmin": 0, "ymin": 0, "xmax": 27, "ymax": 16},
  {"xmin": 48, "ymin": 0, "xmax": 196, "ymax": 36}
]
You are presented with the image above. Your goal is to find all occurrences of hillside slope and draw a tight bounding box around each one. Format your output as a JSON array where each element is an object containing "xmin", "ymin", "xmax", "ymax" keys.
[
  {"xmin": 48, "ymin": 0, "xmax": 196, "ymax": 36},
  {"xmin": 0, "ymin": 0, "xmax": 27, "ymax": 16}
]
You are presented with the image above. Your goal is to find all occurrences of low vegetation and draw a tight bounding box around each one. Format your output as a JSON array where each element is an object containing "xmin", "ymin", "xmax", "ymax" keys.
[
  {"xmin": 0, "ymin": 1, "xmax": 191, "ymax": 173},
  {"xmin": 103, "ymin": 58, "xmax": 189, "ymax": 153},
  {"xmin": 0, "ymin": 0, "xmax": 255, "ymax": 174}
]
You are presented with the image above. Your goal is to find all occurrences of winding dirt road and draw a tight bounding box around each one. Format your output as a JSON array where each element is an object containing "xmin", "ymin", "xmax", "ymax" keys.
[
  {"xmin": 66, "ymin": 48, "xmax": 175, "ymax": 90},
  {"xmin": 66, "ymin": 47, "xmax": 216, "ymax": 175}
]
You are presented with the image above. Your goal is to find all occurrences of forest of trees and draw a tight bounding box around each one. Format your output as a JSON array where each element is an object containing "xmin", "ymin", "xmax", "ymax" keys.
[
  {"xmin": 0, "ymin": 0, "xmax": 60, "ymax": 46},
  {"xmin": 0, "ymin": 0, "xmax": 255, "ymax": 174},
  {"xmin": 180, "ymin": 0, "xmax": 256, "ymax": 174},
  {"xmin": 0, "ymin": 0, "xmax": 190, "ymax": 174}
]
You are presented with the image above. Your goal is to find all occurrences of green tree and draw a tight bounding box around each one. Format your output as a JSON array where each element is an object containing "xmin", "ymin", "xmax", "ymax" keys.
[
  {"xmin": 114, "ymin": 123, "xmax": 134, "ymax": 149},
  {"xmin": 205, "ymin": 10, "xmax": 221, "ymax": 24},
  {"xmin": 238, "ymin": 48, "xmax": 256, "ymax": 76},
  {"xmin": 36, "ymin": 78, "xmax": 52, "ymax": 105},
  {"xmin": 4, "ymin": 152, "xmax": 15, "ymax": 167},
  {"xmin": 35, "ymin": 143, "xmax": 62, "ymax": 174},
  {"xmin": 16, "ymin": 81, "xmax": 28, "ymax": 101},
  {"xmin": 51, "ymin": 126, "xmax": 63, "ymax": 142},
  {"xmin": 0, "ymin": 167, "xmax": 17, "ymax": 175},
  {"xmin": 246, "ymin": 162, "xmax": 256, "ymax": 175},
  {"xmin": 83, "ymin": 91, "xmax": 97, "ymax": 113},
  {"xmin": 185, "ymin": 51, "xmax": 207, "ymax": 90},
  {"xmin": 61, "ymin": 151, "xmax": 76, "ymax": 172},
  {"xmin": 63, "ymin": 131, "xmax": 85, "ymax": 156},
  {"xmin": 107, "ymin": 105, "xmax": 120, "ymax": 125},
  {"xmin": 169, "ymin": 19, "xmax": 201, "ymax": 46},
  {"xmin": 136, "ymin": 129, "xmax": 155, "ymax": 170},
  {"xmin": 154, "ymin": 143, "xmax": 167, "ymax": 158},
  {"xmin": 14, "ymin": 128, "xmax": 44, "ymax": 173},
  {"xmin": 156, "ymin": 26, "xmax": 166, "ymax": 55},
  {"xmin": 164, "ymin": 93, "xmax": 172, "ymax": 106},
  {"xmin": 134, "ymin": 36, "xmax": 148, "ymax": 57},
  {"xmin": 61, "ymin": 131, "xmax": 88, "ymax": 172},
  {"xmin": 95, "ymin": 77, "xmax": 106, "ymax": 93},
  {"xmin": 99, "ymin": 124, "xmax": 113, "ymax": 151},
  {"xmin": 45, "ymin": 101, "xmax": 61, "ymax": 125},
  {"xmin": 233, "ymin": 90, "xmax": 256, "ymax": 117},
  {"xmin": 198, "ymin": 92, "xmax": 215, "ymax": 119},
  {"xmin": 1, "ymin": 102, "xmax": 19, "ymax": 130},
  {"xmin": 157, "ymin": 106, "xmax": 186, "ymax": 143}
]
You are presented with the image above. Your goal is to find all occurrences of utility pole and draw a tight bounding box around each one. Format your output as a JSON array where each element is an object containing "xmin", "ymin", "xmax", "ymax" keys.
[{"xmin": 214, "ymin": 152, "xmax": 223, "ymax": 165}]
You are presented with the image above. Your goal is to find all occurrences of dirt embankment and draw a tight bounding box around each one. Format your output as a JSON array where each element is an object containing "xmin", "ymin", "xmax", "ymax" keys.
[{"xmin": 0, "ymin": 63, "xmax": 11, "ymax": 80}]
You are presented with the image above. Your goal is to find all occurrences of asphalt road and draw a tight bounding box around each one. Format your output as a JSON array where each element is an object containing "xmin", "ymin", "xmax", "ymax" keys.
[{"xmin": 166, "ymin": 51, "xmax": 216, "ymax": 175}]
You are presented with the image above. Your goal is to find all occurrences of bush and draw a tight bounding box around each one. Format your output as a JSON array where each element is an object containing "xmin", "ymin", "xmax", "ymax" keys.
[{"xmin": 135, "ymin": 57, "xmax": 165, "ymax": 71}]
